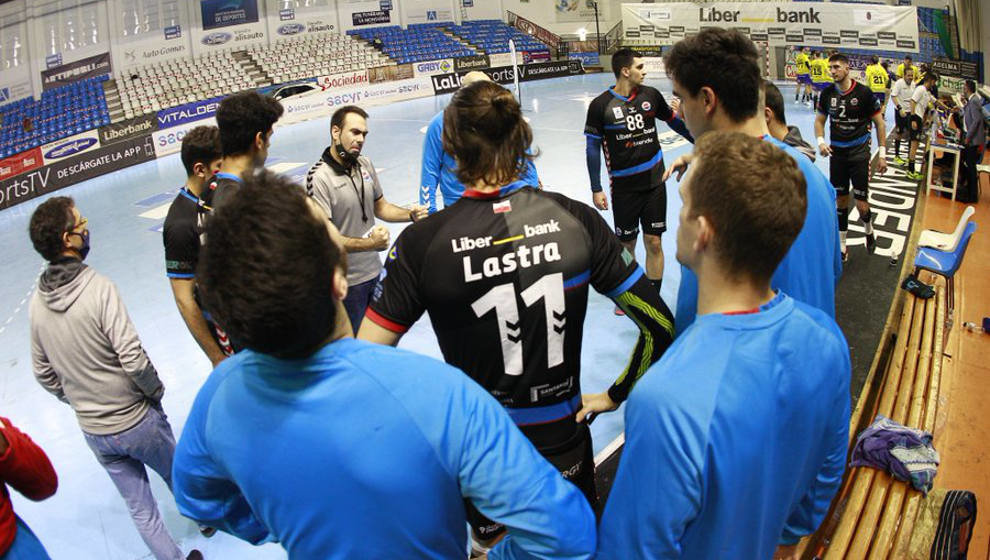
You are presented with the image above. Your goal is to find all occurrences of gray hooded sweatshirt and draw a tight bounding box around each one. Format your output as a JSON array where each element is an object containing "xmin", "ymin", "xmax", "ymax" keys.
[{"xmin": 30, "ymin": 258, "xmax": 163, "ymax": 435}]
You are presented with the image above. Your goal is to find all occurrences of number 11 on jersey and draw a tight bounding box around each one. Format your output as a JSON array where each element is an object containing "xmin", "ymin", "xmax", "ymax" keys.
[{"xmin": 471, "ymin": 273, "xmax": 567, "ymax": 376}]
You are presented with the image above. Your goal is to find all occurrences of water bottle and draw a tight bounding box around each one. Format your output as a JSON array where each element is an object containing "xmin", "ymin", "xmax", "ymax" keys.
[
  {"xmin": 889, "ymin": 247, "xmax": 900, "ymax": 267},
  {"xmin": 962, "ymin": 322, "xmax": 985, "ymax": 334}
]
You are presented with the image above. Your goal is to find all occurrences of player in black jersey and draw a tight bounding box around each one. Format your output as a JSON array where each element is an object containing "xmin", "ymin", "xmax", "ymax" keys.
[
  {"xmin": 585, "ymin": 48, "xmax": 692, "ymax": 314},
  {"xmin": 163, "ymin": 126, "xmax": 230, "ymax": 364},
  {"xmin": 359, "ymin": 81, "xmax": 675, "ymax": 546},
  {"xmin": 201, "ymin": 91, "xmax": 284, "ymax": 211},
  {"xmin": 814, "ymin": 53, "xmax": 887, "ymax": 262}
]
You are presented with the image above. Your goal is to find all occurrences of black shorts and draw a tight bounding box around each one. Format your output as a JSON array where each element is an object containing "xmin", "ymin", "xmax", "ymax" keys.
[
  {"xmin": 909, "ymin": 115, "xmax": 925, "ymax": 141},
  {"xmin": 465, "ymin": 422, "xmax": 597, "ymax": 541},
  {"xmin": 611, "ymin": 183, "xmax": 667, "ymax": 241},
  {"xmin": 894, "ymin": 111, "xmax": 911, "ymax": 138},
  {"xmin": 830, "ymin": 143, "xmax": 871, "ymax": 201}
]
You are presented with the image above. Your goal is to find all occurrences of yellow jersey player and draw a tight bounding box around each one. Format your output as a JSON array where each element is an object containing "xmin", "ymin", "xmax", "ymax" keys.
[
  {"xmin": 864, "ymin": 55, "xmax": 889, "ymax": 109},
  {"xmin": 810, "ymin": 51, "xmax": 831, "ymax": 106},
  {"xmin": 794, "ymin": 47, "xmax": 812, "ymax": 103}
]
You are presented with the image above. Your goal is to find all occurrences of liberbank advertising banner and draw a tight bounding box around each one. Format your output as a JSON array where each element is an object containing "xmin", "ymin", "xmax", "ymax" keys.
[{"xmin": 621, "ymin": 2, "xmax": 919, "ymax": 52}]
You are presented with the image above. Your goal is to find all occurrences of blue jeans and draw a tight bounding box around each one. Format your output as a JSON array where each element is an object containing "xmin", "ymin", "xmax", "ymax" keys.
[
  {"xmin": 343, "ymin": 277, "xmax": 379, "ymax": 335},
  {"xmin": 83, "ymin": 405, "xmax": 183, "ymax": 560},
  {"xmin": 2, "ymin": 517, "xmax": 49, "ymax": 559}
]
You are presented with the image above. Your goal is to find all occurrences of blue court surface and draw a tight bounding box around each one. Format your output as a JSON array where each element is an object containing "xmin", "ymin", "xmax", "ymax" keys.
[{"xmin": 0, "ymin": 73, "xmax": 893, "ymax": 559}]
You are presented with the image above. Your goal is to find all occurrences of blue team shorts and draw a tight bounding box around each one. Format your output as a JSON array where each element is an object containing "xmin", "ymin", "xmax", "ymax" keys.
[
  {"xmin": 797, "ymin": 74, "xmax": 812, "ymax": 85},
  {"xmin": 813, "ymin": 81, "xmax": 829, "ymax": 92},
  {"xmin": 872, "ymin": 92, "xmax": 886, "ymax": 105}
]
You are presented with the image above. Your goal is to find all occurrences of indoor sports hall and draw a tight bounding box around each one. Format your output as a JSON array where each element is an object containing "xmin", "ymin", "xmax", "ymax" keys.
[{"xmin": 0, "ymin": 0, "xmax": 987, "ymax": 558}]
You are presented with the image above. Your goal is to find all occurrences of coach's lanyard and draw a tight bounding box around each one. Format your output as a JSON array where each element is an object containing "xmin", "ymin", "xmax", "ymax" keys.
[{"xmin": 346, "ymin": 163, "xmax": 368, "ymax": 222}]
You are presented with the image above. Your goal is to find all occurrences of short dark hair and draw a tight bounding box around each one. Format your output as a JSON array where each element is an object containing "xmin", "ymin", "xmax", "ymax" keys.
[
  {"xmin": 198, "ymin": 171, "xmax": 341, "ymax": 359},
  {"xmin": 216, "ymin": 92, "xmax": 284, "ymax": 157},
  {"xmin": 925, "ymin": 72, "xmax": 939, "ymax": 83},
  {"xmin": 611, "ymin": 48, "xmax": 641, "ymax": 79},
  {"xmin": 688, "ymin": 131, "xmax": 806, "ymax": 283},
  {"xmin": 964, "ymin": 79, "xmax": 976, "ymax": 93},
  {"xmin": 870, "ymin": 55, "xmax": 879, "ymax": 64},
  {"xmin": 829, "ymin": 53, "xmax": 849, "ymax": 65},
  {"xmin": 330, "ymin": 105, "xmax": 368, "ymax": 131},
  {"xmin": 665, "ymin": 28, "xmax": 761, "ymax": 122},
  {"xmin": 29, "ymin": 196, "xmax": 75, "ymax": 262},
  {"xmin": 180, "ymin": 125, "xmax": 221, "ymax": 176},
  {"xmin": 905, "ymin": 55, "xmax": 913, "ymax": 61},
  {"xmin": 443, "ymin": 80, "xmax": 535, "ymax": 187},
  {"xmin": 763, "ymin": 80, "xmax": 786, "ymax": 125}
]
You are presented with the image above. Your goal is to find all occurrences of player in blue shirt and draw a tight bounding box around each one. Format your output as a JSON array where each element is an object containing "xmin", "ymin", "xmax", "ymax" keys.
[
  {"xmin": 662, "ymin": 28, "xmax": 841, "ymax": 334},
  {"xmin": 172, "ymin": 172, "xmax": 596, "ymax": 559},
  {"xmin": 599, "ymin": 130, "xmax": 851, "ymax": 559},
  {"xmin": 420, "ymin": 72, "xmax": 540, "ymax": 213}
]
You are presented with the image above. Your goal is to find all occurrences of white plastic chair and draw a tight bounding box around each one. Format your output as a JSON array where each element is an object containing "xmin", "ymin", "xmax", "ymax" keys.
[{"xmin": 918, "ymin": 206, "xmax": 976, "ymax": 251}]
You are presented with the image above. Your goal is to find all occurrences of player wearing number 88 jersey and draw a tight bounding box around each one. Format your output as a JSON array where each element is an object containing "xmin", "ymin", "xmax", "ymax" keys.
[{"xmin": 360, "ymin": 81, "xmax": 675, "ymax": 544}]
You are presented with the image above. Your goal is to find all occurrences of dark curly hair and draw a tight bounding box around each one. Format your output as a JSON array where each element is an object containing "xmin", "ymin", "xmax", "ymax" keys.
[
  {"xmin": 29, "ymin": 196, "xmax": 75, "ymax": 262},
  {"xmin": 216, "ymin": 91, "xmax": 284, "ymax": 157},
  {"xmin": 198, "ymin": 171, "xmax": 341, "ymax": 359},
  {"xmin": 664, "ymin": 28, "xmax": 762, "ymax": 123}
]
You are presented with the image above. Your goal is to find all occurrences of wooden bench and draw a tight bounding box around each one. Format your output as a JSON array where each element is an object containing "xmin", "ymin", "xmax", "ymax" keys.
[{"xmin": 800, "ymin": 272, "xmax": 947, "ymax": 559}]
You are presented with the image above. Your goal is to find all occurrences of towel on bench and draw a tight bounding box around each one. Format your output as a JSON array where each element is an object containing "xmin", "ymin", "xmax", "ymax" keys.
[{"xmin": 850, "ymin": 415, "xmax": 940, "ymax": 495}]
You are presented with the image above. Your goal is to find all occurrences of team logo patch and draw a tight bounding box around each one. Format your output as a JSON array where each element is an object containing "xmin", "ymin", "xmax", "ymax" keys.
[
  {"xmin": 831, "ymin": 98, "xmax": 837, "ymax": 106},
  {"xmin": 387, "ymin": 246, "xmax": 397, "ymax": 261},
  {"xmin": 851, "ymin": 98, "xmax": 859, "ymax": 106},
  {"xmin": 493, "ymin": 200, "xmax": 512, "ymax": 214},
  {"xmin": 361, "ymin": 168, "xmax": 372, "ymax": 182},
  {"xmin": 641, "ymin": 101, "xmax": 652, "ymax": 111},
  {"xmin": 612, "ymin": 107, "xmax": 624, "ymax": 119}
]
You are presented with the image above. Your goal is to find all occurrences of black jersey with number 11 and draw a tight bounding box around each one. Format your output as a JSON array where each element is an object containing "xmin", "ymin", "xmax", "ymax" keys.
[{"xmin": 367, "ymin": 182, "xmax": 674, "ymax": 428}]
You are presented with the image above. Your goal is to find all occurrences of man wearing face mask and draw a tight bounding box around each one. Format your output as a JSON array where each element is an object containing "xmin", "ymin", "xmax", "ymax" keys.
[
  {"xmin": 307, "ymin": 105, "xmax": 428, "ymax": 333},
  {"xmin": 28, "ymin": 197, "xmax": 202, "ymax": 560}
]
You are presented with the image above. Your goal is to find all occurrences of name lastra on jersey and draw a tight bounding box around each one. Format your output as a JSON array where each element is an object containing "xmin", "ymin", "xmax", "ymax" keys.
[{"xmin": 452, "ymin": 219, "xmax": 564, "ymax": 283}]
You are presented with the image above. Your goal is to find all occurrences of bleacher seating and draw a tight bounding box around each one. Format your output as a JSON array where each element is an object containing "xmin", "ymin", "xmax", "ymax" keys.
[
  {"xmin": 113, "ymin": 49, "xmax": 262, "ymax": 120},
  {"xmin": 249, "ymin": 33, "xmax": 390, "ymax": 84},
  {"xmin": 0, "ymin": 76, "xmax": 110, "ymax": 158},
  {"xmin": 446, "ymin": 20, "xmax": 550, "ymax": 56},
  {"xmin": 349, "ymin": 24, "xmax": 476, "ymax": 64}
]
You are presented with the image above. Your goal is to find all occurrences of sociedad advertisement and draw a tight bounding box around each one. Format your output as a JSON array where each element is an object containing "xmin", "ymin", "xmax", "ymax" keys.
[{"xmin": 621, "ymin": 2, "xmax": 920, "ymax": 52}]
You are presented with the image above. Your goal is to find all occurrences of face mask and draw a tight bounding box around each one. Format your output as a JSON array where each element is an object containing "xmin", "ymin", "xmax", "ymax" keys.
[
  {"xmin": 69, "ymin": 230, "xmax": 90, "ymax": 260},
  {"xmin": 335, "ymin": 142, "xmax": 359, "ymax": 166}
]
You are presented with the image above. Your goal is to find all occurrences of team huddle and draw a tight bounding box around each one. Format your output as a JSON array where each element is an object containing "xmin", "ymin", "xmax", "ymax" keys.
[{"xmin": 25, "ymin": 27, "xmax": 880, "ymax": 560}]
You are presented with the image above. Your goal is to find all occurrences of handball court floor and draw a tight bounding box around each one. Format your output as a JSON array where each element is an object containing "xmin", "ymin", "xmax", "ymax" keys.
[{"xmin": 1, "ymin": 73, "xmax": 902, "ymax": 559}]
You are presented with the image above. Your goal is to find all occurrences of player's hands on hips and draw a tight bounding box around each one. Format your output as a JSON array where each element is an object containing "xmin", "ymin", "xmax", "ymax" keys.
[
  {"xmin": 408, "ymin": 204, "xmax": 429, "ymax": 222},
  {"xmin": 773, "ymin": 544, "xmax": 800, "ymax": 560},
  {"xmin": 663, "ymin": 152, "xmax": 694, "ymax": 182},
  {"xmin": 369, "ymin": 225, "xmax": 390, "ymax": 250},
  {"xmin": 575, "ymin": 391, "xmax": 619, "ymax": 423},
  {"xmin": 592, "ymin": 191, "xmax": 609, "ymax": 211},
  {"xmin": 818, "ymin": 141, "xmax": 833, "ymax": 158}
]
